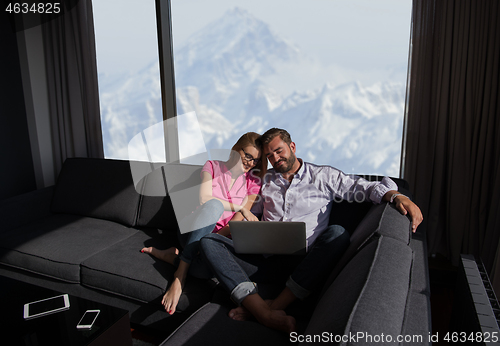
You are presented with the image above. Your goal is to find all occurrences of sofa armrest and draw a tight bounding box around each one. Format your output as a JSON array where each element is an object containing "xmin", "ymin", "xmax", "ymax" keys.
[{"xmin": 0, "ymin": 186, "xmax": 55, "ymax": 234}]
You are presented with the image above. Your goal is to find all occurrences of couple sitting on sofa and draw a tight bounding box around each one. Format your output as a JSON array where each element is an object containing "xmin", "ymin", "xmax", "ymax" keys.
[{"xmin": 141, "ymin": 128, "xmax": 423, "ymax": 333}]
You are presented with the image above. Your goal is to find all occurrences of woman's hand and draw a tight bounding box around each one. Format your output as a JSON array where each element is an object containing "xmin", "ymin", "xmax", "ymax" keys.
[{"xmin": 240, "ymin": 207, "xmax": 259, "ymax": 222}]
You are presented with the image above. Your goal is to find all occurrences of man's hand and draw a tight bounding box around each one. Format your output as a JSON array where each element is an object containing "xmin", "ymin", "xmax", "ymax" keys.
[
  {"xmin": 384, "ymin": 191, "xmax": 423, "ymax": 233},
  {"xmin": 393, "ymin": 195, "xmax": 423, "ymax": 233}
]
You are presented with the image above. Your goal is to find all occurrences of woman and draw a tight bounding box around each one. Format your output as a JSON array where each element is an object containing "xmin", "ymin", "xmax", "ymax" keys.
[{"xmin": 141, "ymin": 132, "xmax": 267, "ymax": 314}]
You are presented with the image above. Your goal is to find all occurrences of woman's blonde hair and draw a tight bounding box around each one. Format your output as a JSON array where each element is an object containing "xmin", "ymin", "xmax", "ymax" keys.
[{"xmin": 231, "ymin": 132, "xmax": 267, "ymax": 178}]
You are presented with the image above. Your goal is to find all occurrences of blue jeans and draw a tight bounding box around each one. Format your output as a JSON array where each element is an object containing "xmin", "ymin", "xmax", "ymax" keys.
[
  {"xmin": 199, "ymin": 224, "xmax": 349, "ymax": 306},
  {"xmin": 176, "ymin": 199, "xmax": 224, "ymax": 265}
]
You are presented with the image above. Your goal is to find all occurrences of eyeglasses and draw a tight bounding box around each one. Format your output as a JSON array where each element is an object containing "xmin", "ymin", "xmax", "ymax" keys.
[{"xmin": 241, "ymin": 149, "xmax": 260, "ymax": 165}]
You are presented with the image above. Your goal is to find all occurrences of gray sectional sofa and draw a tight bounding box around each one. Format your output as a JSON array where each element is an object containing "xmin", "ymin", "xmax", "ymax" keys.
[
  {"xmin": 0, "ymin": 157, "xmax": 431, "ymax": 344},
  {"xmin": 162, "ymin": 195, "xmax": 432, "ymax": 345}
]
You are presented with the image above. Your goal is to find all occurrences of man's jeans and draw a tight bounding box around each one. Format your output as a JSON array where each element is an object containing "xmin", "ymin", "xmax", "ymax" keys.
[
  {"xmin": 176, "ymin": 199, "xmax": 224, "ymax": 265},
  {"xmin": 199, "ymin": 224, "xmax": 350, "ymax": 306}
]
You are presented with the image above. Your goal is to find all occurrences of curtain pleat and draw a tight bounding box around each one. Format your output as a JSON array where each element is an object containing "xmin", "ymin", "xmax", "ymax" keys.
[
  {"xmin": 404, "ymin": 0, "xmax": 500, "ymax": 292},
  {"xmin": 42, "ymin": 0, "xmax": 104, "ymax": 176}
]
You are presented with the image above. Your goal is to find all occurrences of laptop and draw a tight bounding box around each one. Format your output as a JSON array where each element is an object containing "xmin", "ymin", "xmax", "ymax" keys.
[{"xmin": 229, "ymin": 221, "xmax": 307, "ymax": 255}]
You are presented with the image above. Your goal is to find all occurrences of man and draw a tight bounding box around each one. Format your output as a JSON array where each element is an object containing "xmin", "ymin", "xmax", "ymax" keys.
[{"xmin": 199, "ymin": 128, "xmax": 423, "ymax": 333}]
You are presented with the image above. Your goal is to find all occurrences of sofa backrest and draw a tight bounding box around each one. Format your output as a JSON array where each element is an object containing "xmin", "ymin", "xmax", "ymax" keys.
[
  {"xmin": 135, "ymin": 164, "xmax": 175, "ymax": 229},
  {"xmin": 136, "ymin": 163, "xmax": 203, "ymax": 230},
  {"xmin": 322, "ymin": 203, "xmax": 411, "ymax": 297},
  {"xmin": 306, "ymin": 200, "xmax": 416, "ymax": 343},
  {"xmin": 51, "ymin": 158, "xmax": 204, "ymax": 230},
  {"xmin": 51, "ymin": 158, "xmax": 143, "ymax": 227},
  {"xmin": 304, "ymin": 235, "xmax": 413, "ymax": 343},
  {"xmin": 162, "ymin": 163, "xmax": 203, "ymax": 222},
  {"xmin": 328, "ymin": 200, "xmax": 373, "ymax": 235}
]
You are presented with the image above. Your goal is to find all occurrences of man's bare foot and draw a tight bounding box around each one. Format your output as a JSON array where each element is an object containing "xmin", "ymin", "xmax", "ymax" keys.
[
  {"xmin": 229, "ymin": 300, "xmax": 273, "ymax": 321},
  {"xmin": 162, "ymin": 277, "xmax": 183, "ymax": 314},
  {"xmin": 238, "ymin": 294, "xmax": 295, "ymax": 333},
  {"xmin": 256, "ymin": 309, "xmax": 296, "ymax": 333},
  {"xmin": 141, "ymin": 246, "xmax": 179, "ymax": 265},
  {"xmin": 229, "ymin": 306, "xmax": 253, "ymax": 321}
]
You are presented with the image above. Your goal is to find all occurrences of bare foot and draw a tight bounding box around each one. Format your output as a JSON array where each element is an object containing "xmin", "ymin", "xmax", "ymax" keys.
[
  {"xmin": 162, "ymin": 277, "xmax": 183, "ymax": 314},
  {"xmin": 141, "ymin": 246, "xmax": 179, "ymax": 265},
  {"xmin": 238, "ymin": 294, "xmax": 295, "ymax": 333},
  {"xmin": 229, "ymin": 306, "xmax": 253, "ymax": 321},
  {"xmin": 257, "ymin": 309, "xmax": 296, "ymax": 333},
  {"xmin": 229, "ymin": 300, "xmax": 273, "ymax": 321}
]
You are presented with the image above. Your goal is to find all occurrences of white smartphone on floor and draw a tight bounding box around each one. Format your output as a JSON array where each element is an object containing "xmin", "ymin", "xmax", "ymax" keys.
[
  {"xmin": 76, "ymin": 309, "xmax": 100, "ymax": 329},
  {"xmin": 23, "ymin": 294, "xmax": 70, "ymax": 320}
]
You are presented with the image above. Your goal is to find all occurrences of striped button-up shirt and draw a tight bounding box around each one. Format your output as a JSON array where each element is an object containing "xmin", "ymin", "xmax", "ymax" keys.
[{"xmin": 252, "ymin": 159, "xmax": 397, "ymax": 249}]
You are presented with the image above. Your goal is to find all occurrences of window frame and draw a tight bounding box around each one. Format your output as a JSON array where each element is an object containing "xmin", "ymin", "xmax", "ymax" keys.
[{"xmin": 155, "ymin": 0, "xmax": 179, "ymax": 163}]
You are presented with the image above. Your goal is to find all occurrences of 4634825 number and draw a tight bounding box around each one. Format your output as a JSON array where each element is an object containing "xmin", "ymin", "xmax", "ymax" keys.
[
  {"xmin": 444, "ymin": 331, "xmax": 499, "ymax": 343},
  {"xmin": 5, "ymin": 3, "xmax": 61, "ymax": 14}
]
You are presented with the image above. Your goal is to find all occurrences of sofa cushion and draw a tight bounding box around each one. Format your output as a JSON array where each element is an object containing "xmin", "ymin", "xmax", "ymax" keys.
[
  {"xmin": 80, "ymin": 228, "xmax": 216, "ymax": 307},
  {"xmin": 51, "ymin": 158, "xmax": 143, "ymax": 226},
  {"xmin": 0, "ymin": 214, "xmax": 138, "ymax": 283},
  {"xmin": 80, "ymin": 229, "xmax": 177, "ymax": 302},
  {"xmin": 400, "ymin": 291, "xmax": 431, "ymax": 345},
  {"xmin": 160, "ymin": 303, "xmax": 288, "ymax": 346},
  {"xmin": 304, "ymin": 235, "xmax": 413, "ymax": 341}
]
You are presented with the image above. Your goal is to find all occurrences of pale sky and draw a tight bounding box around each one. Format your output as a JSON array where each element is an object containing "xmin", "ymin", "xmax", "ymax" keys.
[{"xmin": 92, "ymin": 0, "xmax": 412, "ymax": 77}]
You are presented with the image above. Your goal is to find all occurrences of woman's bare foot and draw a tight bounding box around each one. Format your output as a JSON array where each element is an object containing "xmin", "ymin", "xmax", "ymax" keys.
[
  {"xmin": 162, "ymin": 277, "xmax": 183, "ymax": 314},
  {"xmin": 141, "ymin": 246, "xmax": 179, "ymax": 265}
]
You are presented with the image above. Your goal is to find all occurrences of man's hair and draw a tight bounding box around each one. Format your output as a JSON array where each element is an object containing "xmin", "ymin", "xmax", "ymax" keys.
[{"xmin": 260, "ymin": 128, "xmax": 292, "ymax": 146}]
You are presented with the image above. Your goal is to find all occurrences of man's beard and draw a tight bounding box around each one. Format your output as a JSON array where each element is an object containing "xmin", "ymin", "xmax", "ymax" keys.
[{"xmin": 274, "ymin": 152, "xmax": 297, "ymax": 173}]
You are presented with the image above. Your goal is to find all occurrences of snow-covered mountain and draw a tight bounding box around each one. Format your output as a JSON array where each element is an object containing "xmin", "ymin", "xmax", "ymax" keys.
[
  {"xmin": 98, "ymin": 7, "xmax": 406, "ymax": 176},
  {"xmin": 174, "ymin": 7, "xmax": 301, "ymax": 111},
  {"xmin": 99, "ymin": 61, "xmax": 163, "ymax": 159}
]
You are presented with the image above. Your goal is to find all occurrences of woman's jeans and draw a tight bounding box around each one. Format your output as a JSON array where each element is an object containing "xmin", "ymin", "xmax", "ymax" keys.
[
  {"xmin": 199, "ymin": 224, "xmax": 350, "ymax": 306},
  {"xmin": 176, "ymin": 199, "xmax": 224, "ymax": 265}
]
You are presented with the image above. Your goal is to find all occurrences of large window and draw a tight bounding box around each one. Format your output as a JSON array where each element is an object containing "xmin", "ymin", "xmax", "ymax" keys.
[
  {"xmin": 93, "ymin": 0, "xmax": 164, "ymax": 161},
  {"xmin": 94, "ymin": 0, "xmax": 412, "ymax": 176},
  {"xmin": 170, "ymin": 0, "xmax": 412, "ymax": 176}
]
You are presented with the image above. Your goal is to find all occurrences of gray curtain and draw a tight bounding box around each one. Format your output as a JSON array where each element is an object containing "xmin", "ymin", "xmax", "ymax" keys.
[
  {"xmin": 403, "ymin": 0, "xmax": 500, "ymax": 289},
  {"xmin": 42, "ymin": 0, "xmax": 104, "ymax": 174}
]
